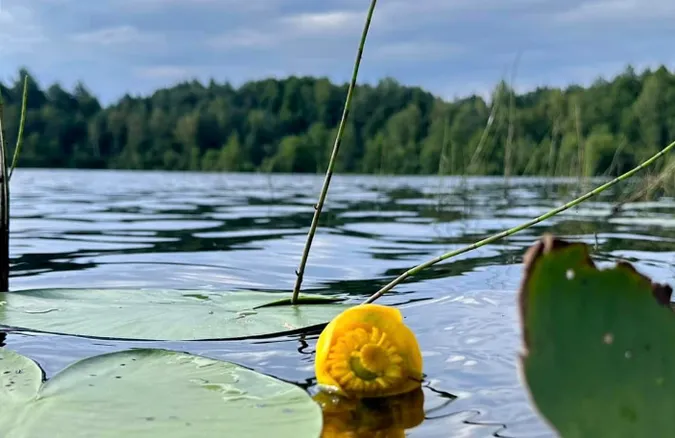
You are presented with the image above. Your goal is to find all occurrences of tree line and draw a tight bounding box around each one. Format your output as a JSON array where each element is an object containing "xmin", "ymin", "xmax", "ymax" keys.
[{"xmin": 1, "ymin": 65, "xmax": 674, "ymax": 176}]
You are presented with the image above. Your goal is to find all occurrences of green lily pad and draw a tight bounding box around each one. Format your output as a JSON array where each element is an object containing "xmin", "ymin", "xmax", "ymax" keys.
[
  {"xmin": 518, "ymin": 234, "xmax": 675, "ymax": 438},
  {"xmin": 0, "ymin": 348, "xmax": 322, "ymax": 437},
  {"xmin": 0, "ymin": 288, "xmax": 351, "ymax": 341}
]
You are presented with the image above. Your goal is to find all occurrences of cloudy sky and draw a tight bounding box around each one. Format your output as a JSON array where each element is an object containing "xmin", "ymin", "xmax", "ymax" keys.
[{"xmin": 0, "ymin": 0, "xmax": 673, "ymax": 105}]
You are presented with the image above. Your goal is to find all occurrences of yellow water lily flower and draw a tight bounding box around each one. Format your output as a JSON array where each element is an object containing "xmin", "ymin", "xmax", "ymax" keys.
[{"xmin": 315, "ymin": 304, "xmax": 423, "ymax": 398}]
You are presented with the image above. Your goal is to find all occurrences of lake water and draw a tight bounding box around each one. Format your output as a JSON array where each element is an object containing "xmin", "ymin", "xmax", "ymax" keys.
[{"xmin": 3, "ymin": 169, "xmax": 675, "ymax": 437}]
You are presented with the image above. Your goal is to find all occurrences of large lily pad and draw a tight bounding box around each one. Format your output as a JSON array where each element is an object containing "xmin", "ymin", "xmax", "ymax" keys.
[
  {"xmin": 0, "ymin": 348, "xmax": 322, "ymax": 437},
  {"xmin": 518, "ymin": 234, "xmax": 675, "ymax": 438},
  {"xmin": 0, "ymin": 288, "xmax": 351, "ymax": 341}
]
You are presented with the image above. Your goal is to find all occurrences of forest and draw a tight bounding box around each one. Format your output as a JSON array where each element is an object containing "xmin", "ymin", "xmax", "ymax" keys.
[{"xmin": 0, "ymin": 65, "xmax": 674, "ymax": 176}]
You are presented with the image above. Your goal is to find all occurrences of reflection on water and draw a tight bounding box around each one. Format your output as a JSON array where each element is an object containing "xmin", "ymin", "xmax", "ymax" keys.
[
  {"xmin": 315, "ymin": 387, "xmax": 429, "ymax": 437},
  {"xmin": 3, "ymin": 169, "xmax": 675, "ymax": 437}
]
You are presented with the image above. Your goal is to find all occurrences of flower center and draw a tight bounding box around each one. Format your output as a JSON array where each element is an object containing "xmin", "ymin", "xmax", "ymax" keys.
[
  {"xmin": 349, "ymin": 343, "xmax": 390, "ymax": 381},
  {"xmin": 349, "ymin": 354, "xmax": 379, "ymax": 381},
  {"xmin": 359, "ymin": 343, "xmax": 389, "ymax": 374},
  {"xmin": 322, "ymin": 326, "xmax": 407, "ymax": 396}
]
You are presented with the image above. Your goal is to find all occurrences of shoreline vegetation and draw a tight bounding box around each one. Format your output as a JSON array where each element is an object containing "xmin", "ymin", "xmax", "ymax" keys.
[{"xmin": 0, "ymin": 65, "xmax": 673, "ymax": 177}]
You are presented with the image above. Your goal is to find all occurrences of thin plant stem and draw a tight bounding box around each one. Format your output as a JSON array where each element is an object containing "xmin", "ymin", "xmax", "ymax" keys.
[
  {"xmin": 504, "ymin": 52, "xmax": 520, "ymax": 182},
  {"xmin": 610, "ymin": 159, "xmax": 675, "ymax": 214},
  {"xmin": 9, "ymin": 76, "xmax": 28, "ymax": 181},
  {"xmin": 468, "ymin": 88, "xmax": 499, "ymax": 174},
  {"xmin": 0, "ymin": 74, "xmax": 30, "ymax": 292},
  {"xmin": 363, "ymin": 139, "xmax": 675, "ymax": 304},
  {"xmin": 0, "ymin": 92, "xmax": 9, "ymax": 292},
  {"xmin": 291, "ymin": 0, "xmax": 378, "ymax": 303},
  {"xmin": 575, "ymin": 100, "xmax": 584, "ymax": 179}
]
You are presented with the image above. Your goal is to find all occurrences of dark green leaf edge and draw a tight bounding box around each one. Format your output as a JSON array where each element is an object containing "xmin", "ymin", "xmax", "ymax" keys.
[
  {"xmin": 518, "ymin": 233, "xmax": 674, "ymax": 352},
  {"xmin": 0, "ymin": 322, "xmax": 334, "ymax": 343},
  {"xmin": 0, "ymin": 287, "xmax": 351, "ymax": 342},
  {"xmin": 253, "ymin": 296, "xmax": 345, "ymax": 308}
]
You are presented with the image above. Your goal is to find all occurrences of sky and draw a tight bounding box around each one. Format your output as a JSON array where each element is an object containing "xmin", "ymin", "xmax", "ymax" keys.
[{"xmin": 0, "ymin": 0, "xmax": 673, "ymax": 105}]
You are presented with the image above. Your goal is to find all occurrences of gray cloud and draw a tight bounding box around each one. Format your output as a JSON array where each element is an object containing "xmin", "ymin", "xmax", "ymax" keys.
[
  {"xmin": 555, "ymin": 0, "xmax": 675, "ymax": 23},
  {"xmin": 0, "ymin": 4, "xmax": 47, "ymax": 55},
  {"xmin": 70, "ymin": 25, "xmax": 165, "ymax": 48},
  {"xmin": 0, "ymin": 0, "xmax": 672, "ymax": 104}
]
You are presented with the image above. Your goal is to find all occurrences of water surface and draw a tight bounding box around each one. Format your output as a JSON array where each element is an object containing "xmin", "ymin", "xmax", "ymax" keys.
[{"xmin": 4, "ymin": 169, "xmax": 675, "ymax": 437}]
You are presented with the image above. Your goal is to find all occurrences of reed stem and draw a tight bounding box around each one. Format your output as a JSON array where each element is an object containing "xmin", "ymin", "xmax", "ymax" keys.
[
  {"xmin": 291, "ymin": 0, "xmax": 378, "ymax": 303},
  {"xmin": 0, "ymin": 75, "xmax": 29, "ymax": 292},
  {"xmin": 363, "ymin": 139, "xmax": 675, "ymax": 304},
  {"xmin": 0, "ymin": 102, "xmax": 8, "ymax": 293},
  {"xmin": 9, "ymin": 77, "xmax": 28, "ymax": 181}
]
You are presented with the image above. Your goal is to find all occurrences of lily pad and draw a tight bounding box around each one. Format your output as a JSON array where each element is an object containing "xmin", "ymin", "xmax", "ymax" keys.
[
  {"xmin": 0, "ymin": 348, "xmax": 322, "ymax": 437},
  {"xmin": 0, "ymin": 288, "xmax": 352, "ymax": 341},
  {"xmin": 518, "ymin": 234, "xmax": 675, "ymax": 438}
]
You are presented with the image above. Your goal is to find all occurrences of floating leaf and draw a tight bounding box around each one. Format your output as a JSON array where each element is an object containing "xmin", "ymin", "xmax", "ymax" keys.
[
  {"xmin": 518, "ymin": 234, "xmax": 675, "ymax": 437},
  {"xmin": 0, "ymin": 288, "xmax": 351, "ymax": 341},
  {"xmin": 0, "ymin": 348, "xmax": 322, "ymax": 437},
  {"xmin": 0, "ymin": 348, "xmax": 42, "ymax": 405}
]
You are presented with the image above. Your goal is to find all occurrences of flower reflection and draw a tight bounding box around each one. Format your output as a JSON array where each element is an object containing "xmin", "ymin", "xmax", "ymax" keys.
[
  {"xmin": 315, "ymin": 304, "xmax": 423, "ymax": 399},
  {"xmin": 315, "ymin": 386, "xmax": 426, "ymax": 438}
]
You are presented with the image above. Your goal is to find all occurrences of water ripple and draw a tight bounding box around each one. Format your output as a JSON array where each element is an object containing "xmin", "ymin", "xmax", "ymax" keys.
[{"xmin": 3, "ymin": 170, "xmax": 674, "ymax": 437}]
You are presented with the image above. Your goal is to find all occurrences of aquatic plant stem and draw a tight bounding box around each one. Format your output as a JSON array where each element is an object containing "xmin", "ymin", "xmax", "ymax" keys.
[
  {"xmin": 291, "ymin": 0, "xmax": 378, "ymax": 304},
  {"xmin": 364, "ymin": 139, "xmax": 675, "ymax": 304},
  {"xmin": 9, "ymin": 76, "xmax": 28, "ymax": 181},
  {"xmin": 0, "ymin": 99, "xmax": 8, "ymax": 293},
  {"xmin": 0, "ymin": 75, "xmax": 29, "ymax": 292}
]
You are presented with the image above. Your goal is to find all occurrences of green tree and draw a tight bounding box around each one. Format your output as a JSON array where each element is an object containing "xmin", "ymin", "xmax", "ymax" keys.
[{"xmin": 0, "ymin": 65, "xmax": 671, "ymax": 176}]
